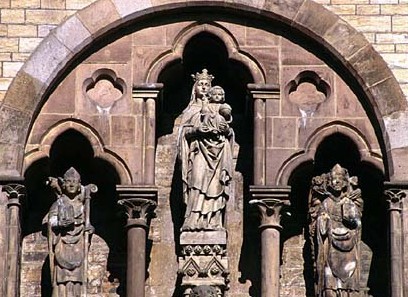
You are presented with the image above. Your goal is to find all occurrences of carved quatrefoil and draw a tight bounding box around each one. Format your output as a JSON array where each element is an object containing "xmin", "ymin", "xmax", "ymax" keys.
[
  {"xmin": 285, "ymin": 70, "xmax": 331, "ymax": 121},
  {"xmin": 83, "ymin": 68, "xmax": 126, "ymax": 114}
]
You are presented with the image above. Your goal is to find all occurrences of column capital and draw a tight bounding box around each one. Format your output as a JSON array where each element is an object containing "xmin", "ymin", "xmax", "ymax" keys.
[
  {"xmin": 117, "ymin": 185, "xmax": 157, "ymax": 228},
  {"xmin": 249, "ymin": 186, "xmax": 291, "ymax": 230},
  {"xmin": 247, "ymin": 83, "xmax": 280, "ymax": 100},
  {"xmin": 1, "ymin": 183, "xmax": 26, "ymax": 208},
  {"xmin": 132, "ymin": 83, "xmax": 163, "ymax": 100},
  {"xmin": 384, "ymin": 182, "xmax": 408, "ymax": 212}
]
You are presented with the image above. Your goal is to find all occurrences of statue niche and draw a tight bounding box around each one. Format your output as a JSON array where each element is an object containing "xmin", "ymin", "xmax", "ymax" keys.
[
  {"xmin": 44, "ymin": 167, "xmax": 97, "ymax": 297},
  {"xmin": 178, "ymin": 69, "xmax": 234, "ymax": 231},
  {"xmin": 309, "ymin": 164, "xmax": 363, "ymax": 297}
]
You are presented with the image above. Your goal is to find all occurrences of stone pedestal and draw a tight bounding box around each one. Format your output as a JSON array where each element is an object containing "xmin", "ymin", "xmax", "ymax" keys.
[
  {"xmin": 178, "ymin": 231, "xmax": 229, "ymax": 296},
  {"xmin": 249, "ymin": 186, "xmax": 290, "ymax": 297},
  {"xmin": 117, "ymin": 185, "xmax": 157, "ymax": 297},
  {"xmin": 2, "ymin": 182, "xmax": 25, "ymax": 297},
  {"xmin": 384, "ymin": 182, "xmax": 408, "ymax": 297}
]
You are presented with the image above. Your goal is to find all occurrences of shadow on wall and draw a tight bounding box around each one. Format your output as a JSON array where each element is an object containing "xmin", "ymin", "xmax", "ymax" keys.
[
  {"xmin": 282, "ymin": 133, "xmax": 388, "ymax": 297},
  {"xmin": 23, "ymin": 129, "xmax": 127, "ymax": 296}
]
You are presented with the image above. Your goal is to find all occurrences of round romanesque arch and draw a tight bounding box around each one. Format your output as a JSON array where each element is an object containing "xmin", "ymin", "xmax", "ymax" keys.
[{"xmin": 1, "ymin": 0, "xmax": 407, "ymax": 180}]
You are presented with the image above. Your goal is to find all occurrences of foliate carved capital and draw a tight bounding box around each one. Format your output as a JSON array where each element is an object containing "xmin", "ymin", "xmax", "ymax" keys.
[
  {"xmin": 384, "ymin": 183, "xmax": 408, "ymax": 212},
  {"xmin": 117, "ymin": 185, "xmax": 157, "ymax": 227},
  {"xmin": 385, "ymin": 189, "xmax": 406, "ymax": 211},
  {"xmin": 2, "ymin": 183, "xmax": 26, "ymax": 207},
  {"xmin": 249, "ymin": 186, "xmax": 291, "ymax": 230}
]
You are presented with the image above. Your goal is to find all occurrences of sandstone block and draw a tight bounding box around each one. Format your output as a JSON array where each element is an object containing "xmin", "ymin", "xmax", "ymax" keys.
[
  {"xmin": 381, "ymin": 4, "xmax": 408, "ymax": 14},
  {"xmin": 77, "ymin": 0, "xmax": 121, "ymax": 36},
  {"xmin": 376, "ymin": 33, "xmax": 408, "ymax": 44},
  {"xmin": 0, "ymin": 24, "xmax": 7, "ymax": 37},
  {"xmin": 66, "ymin": 0, "xmax": 96, "ymax": 10},
  {"xmin": 41, "ymin": 0, "xmax": 64, "ymax": 9},
  {"xmin": 2, "ymin": 61, "xmax": 23, "ymax": 77},
  {"xmin": 19, "ymin": 38, "xmax": 42, "ymax": 53},
  {"xmin": 26, "ymin": 9, "xmax": 74, "ymax": 25},
  {"xmin": 1, "ymin": 9, "xmax": 24, "ymax": 23},
  {"xmin": 8, "ymin": 24, "xmax": 37, "ymax": 37},
  {"xmin": 392, "ymin": 16, "xmax": 408, "ymax": 32},
  {"xmin": 11, "ymin": 0, "xmax": 39, "ymax": 8},
  {"xmin": 342, "ymin": 15, "xmax": 391, "ymax": 32},
  {"xmin": 326, "ymin": 4, "xmax": 356, "ymax": 14},
  {"xmin": 356, "ymin": 4, "xmax": 380, "ymax": 14}
]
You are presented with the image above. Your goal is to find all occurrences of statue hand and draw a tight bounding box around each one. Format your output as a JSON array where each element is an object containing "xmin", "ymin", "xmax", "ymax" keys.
[
  {"xmin": 59, "ymin": 218, "xmax": 74, "ymax": 228},
  {"xmin": 85, "ymin": 224, "xmax": 95, "ymax": 234}
]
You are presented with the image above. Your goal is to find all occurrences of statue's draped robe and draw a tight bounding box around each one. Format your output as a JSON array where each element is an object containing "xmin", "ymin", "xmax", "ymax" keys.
[
  {"xmin": 179, "ymin": 101, "xmax": 233, "ymax": 230},
  {"xmin": 316, "ymin": 195, "xmax": 361, "ymax": 296},
  {"xmin": 48, "ymin": 194, "xmax": 85, "ymax": 295}
]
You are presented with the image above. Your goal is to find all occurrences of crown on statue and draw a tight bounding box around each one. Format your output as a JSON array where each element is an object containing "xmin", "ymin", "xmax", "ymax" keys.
[
  {"xmin": 63, "ymin": 167, "xmax": 81, "ymax": 181},
  {"xmin": 191, "ymin": 69, "xmax": 214, "ymax": 82}
]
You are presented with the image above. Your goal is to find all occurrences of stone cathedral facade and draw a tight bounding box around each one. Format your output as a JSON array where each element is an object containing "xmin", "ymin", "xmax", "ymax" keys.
[{"xmin": 0, "ymin": 1, "xmax": 408, "ymax": 297}]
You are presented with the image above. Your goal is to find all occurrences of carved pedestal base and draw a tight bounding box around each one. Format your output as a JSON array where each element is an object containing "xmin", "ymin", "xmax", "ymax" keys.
[{"xmin": 178, "ymin": 231, "xmax": 229, "ymax": 297}]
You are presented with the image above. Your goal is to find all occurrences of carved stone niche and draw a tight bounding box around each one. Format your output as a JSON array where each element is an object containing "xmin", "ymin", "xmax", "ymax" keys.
[
  {"xmin": 284, "ymin": 70, "xmax": 331, "ymax": 125},
  {"xmin": 83, "ymin": 68, "xmax": 126, "ymax": 114},
  {"xmin": 178, "ymin": 231, "xmax": 229, "ymax": 297}
]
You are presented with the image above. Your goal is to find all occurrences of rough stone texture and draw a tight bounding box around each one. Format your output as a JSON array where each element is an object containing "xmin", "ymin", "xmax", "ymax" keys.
[{"xmin": 0, "ymin": 1, "xmax": 401, "ymax": 296}]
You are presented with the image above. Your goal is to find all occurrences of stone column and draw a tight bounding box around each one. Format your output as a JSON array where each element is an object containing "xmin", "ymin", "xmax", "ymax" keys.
[
  {"xmin": 2, "ymin": 183, "xmax": 25, "ymax": 297},
  {"xmin": 248, "ymin": 84, "xmax": 280, "ymax": 186},
  {"xmin": 117, "ymin": 185, "xmax": 157, "ymax": 297},
  {"xmin": 249, "ymin": 186, "xmax": 290, "ymax": 297},
  {"xmin": 384, "ymin": 183, "xmax": 408, "ymax": 297},
  {"xmin": 133, "ymin": 84, "xmax": 162, "ymax": 185}
]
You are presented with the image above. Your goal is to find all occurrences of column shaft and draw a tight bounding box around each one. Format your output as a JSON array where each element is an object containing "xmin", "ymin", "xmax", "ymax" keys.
[
  {"xmin": 6, "ymin": 205, "xmax": 20, "ymax": 297},
  {"xmin": 253, "ymin": 97, "xmax": 265, "ymax": 185},
  {"xmin": 261, "ymin": 227, "xmax": 280, "ymax": 297},
  {"xmin": 127, "ymin": 221, "xmax": 147, "ymax": 297},
  {"xmin": 390, "ymin": 209, "xmax": 403, "ymax": 297},
  {"xmin": 144, "ymin": 98, "xmax": 156, "ymax": 185}
]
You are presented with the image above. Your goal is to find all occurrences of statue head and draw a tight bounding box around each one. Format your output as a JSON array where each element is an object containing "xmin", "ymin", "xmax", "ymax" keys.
[
  {"xmin": 209, "ymin": 86, "xmax": 225, "ymax": 103},
  {"xmin": 192, "ymin": 69, "xmax": 214, "ymax": 99},
  {"xmin": 328, "ymin": 164, "xmax": 349, "ymax": 194},
  {"xmin": 62, "ymin": 167, "xmax": 81, "ymax": 197},
  {"xmin": 190, "ymin": 285, "xmax": 218, "ymax": 297}
]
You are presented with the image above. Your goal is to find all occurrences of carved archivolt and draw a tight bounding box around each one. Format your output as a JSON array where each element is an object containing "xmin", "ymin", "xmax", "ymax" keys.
[
  {"xmin": 24, "ymin": 120, "xmax": 132, "ymax": 184},
  {"xmin": 145, "ymin": 22, "xmax": 265, "ymax": 84},
  {"xmin": 276, "ymin": 122, "xmax": 384, "ymax": 186}
]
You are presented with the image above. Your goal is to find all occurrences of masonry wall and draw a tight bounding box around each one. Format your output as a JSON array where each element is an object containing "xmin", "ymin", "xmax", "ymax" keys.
[{"xmin": 0, "ymin": 0, "xmax": 407, "ymax": 103}]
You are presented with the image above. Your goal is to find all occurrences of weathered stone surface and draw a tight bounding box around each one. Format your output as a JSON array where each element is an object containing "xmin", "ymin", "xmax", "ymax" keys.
[
  {"xmin": 369, "ymin": 77, "xmax": 407, "ymax": 117},
  {"xmin": 77, "ymin": 0, "xmax": 121, "ymax": 36},
  {"xmin": 23, "ymin": 34, "xmax": 72, "ymax": 87},
  {"xmin": 54, "ymin": 15, "xmax": 92, "ymax": 53},
  {"xmin": 294, "ymin": 0, "xmax": 340, "ymax": 38},
  {"xmin": 86, "ymin": 34, "xmax": 132, "ymax": 63},
  {"xmin": 262, "ymin": 0, "xmax": 305, "ymax": 22},
  {"xmin": 111, "ymin": 116, "xmax": 135, "ymax": 145},
  {"xmin": 348, "ymin": 45, "xmax": 395, "ymax": 88},
  {"xmin": 323, "ymin": 19, "xmax": 368, "ymax": 60},
  {"xmin": 272, "ymin": 117, "xmax": 297, "ymax": 148},
  {"xmin": 112, "ymin": 0, "xmax": 152, "ymax": 20}
]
